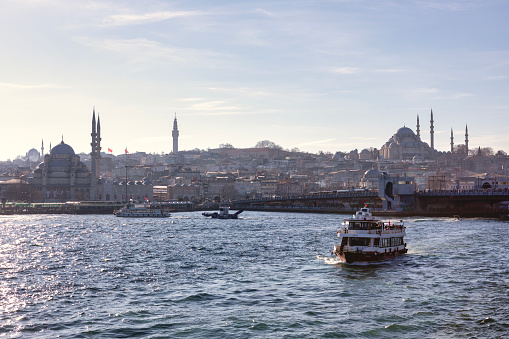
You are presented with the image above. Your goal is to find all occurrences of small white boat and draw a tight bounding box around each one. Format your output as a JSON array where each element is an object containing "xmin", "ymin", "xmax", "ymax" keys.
[
  {"xmin": 114, "ymin": 203, "xmax": 171, "ymax": 218},
  {"xmin": 332, "ymin": 205, "xmax": 407, "ymax": 263},
  {"xmin": 202, "ymin": 205, "xmax": 243, "ymax": 219}
]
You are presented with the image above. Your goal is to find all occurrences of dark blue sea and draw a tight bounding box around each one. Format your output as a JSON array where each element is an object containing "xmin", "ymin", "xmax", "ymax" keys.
[{"xmin": 1, "ymin": 211, "xmax": 508, "ymax": 338}]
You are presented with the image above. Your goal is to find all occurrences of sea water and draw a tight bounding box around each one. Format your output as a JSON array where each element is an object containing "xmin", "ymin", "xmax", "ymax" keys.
[{"xmin": 1, "ymin": 212, "xmax": 508, "ymax": 338}]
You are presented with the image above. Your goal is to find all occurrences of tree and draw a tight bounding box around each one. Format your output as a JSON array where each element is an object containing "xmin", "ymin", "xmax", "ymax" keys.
[
  {"xmin": 480, "ymin": 147, "xmax": 494, "ymax": 157},
  {"xmin": 219, "ymin": 143, "xmax": 234, "ymax": 149},
  {"xmin": 454, "ymin": 144, "xmax": 467, "ymax": 154},
  {"xmin": 254, "ymin": 140, "xmax": 282, "ymax": 150},
  {"xmin": 221, "ymin": 184, "xmax": 238, "ymax": 201}
]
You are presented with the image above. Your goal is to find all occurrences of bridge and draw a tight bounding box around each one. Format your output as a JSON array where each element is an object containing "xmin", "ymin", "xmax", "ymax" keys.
[{"xmin": 231, "ymin": 189, "xmax": 509, "ymax": 218}]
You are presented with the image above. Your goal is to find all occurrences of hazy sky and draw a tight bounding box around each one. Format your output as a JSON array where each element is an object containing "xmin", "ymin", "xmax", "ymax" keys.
[{"xmin": 1, "ymin": 0, "xmax": 508, "ymax": 160}]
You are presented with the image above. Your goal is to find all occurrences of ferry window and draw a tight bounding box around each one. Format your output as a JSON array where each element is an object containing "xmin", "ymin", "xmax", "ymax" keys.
[{"xmin": 349, "ymin": 238, "xmax": 370, "ymax": 246}]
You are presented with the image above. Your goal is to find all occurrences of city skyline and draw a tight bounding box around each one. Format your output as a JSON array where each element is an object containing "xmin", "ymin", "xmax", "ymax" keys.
[{"xmin": 1, "ymin": 0, "xmax": 508, "ymax": 160}]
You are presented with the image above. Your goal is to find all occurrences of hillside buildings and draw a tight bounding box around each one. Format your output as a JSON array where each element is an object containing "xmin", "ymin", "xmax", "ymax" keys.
[{"xmin": 1, "ymin": 108, "xmax": 508, "ymax": 204}]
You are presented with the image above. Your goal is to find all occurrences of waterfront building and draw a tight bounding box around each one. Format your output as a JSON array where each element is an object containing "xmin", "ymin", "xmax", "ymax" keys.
[{"xmin": 166, "ymin": 183, "xmax": 201, "ymax": 201}]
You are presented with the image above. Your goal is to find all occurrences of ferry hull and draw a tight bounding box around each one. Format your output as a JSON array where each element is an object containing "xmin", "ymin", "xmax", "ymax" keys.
[
  {"xmin": 114, "ymin": 213, "xmax": 171, "ymax": 218},
  {"xmin": 333, "ymin": 248, "xmax": 407, "ymax": 264}
]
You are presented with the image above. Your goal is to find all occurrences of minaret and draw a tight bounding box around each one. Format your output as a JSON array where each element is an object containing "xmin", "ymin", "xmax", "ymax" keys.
[
  {"xmin": 465, "ymin": 124, "xmax": 469, "ymax": 156},
  {"xmin": 41, "ymin": 139, "xmax": 44, "ymax": 159},
  {"xmin": 430, "ymin": 109, "xmax": 434, "ymax": 153},
  {"xmin": 172, "ymin": 113, "xmax": 179, "ymax": 154},
  {"xmin": 90, "ymin": 108, "xmax": 98, "ymax": 200},
  {"xmin": 450, "ymin": 128, "xmax": 454, "ymax": 153},
  {"xmin": 96, "ymin": 114, "xmax": 102, "ymax": 173},
  {"xmin": 416, "ymin": 114, "xmax": 420, "ymax": 139}
]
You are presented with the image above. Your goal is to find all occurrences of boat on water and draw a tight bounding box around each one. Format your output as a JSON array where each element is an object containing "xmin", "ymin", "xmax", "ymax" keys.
[
  {"xmin": 332, "ymin": 205, "xmax": 407, "ymax": 263},
  {"xmin": 114, "ymin": 203, "xmax": 171, "ymax": 218},
  {"xmin": 202, "ymin": 205, "xmax": 243, "ymax": 219}
]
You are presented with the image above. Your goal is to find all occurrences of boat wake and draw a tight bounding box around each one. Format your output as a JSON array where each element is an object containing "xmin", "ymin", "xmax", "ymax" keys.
[
  {"xmin": 316, "ymin": 254, "xmax": 343, "ymax": 265},
  {"xmin": 317, "ymin": 254, "xmax": 401, "ymax": 266}
]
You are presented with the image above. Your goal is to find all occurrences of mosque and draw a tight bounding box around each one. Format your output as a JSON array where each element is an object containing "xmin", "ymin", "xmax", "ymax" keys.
[
  {"xmin": 29, "ymin": 110, "xmax": 102, "ymax": 202},
  {"xmin": 379, "ymin": 110, "xmax": 468, "ymax": 161},
  {"xmin": 29, "ymin": 109, "xmax": 155, "ymax": 202}
]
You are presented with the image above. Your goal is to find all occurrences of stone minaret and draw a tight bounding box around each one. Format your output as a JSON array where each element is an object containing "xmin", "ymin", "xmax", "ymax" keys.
[
  {"xmin": 429, "ymin": 109, "xmax": 435, "ymax": 151},
  {"xmin": 416, "ymin": 114, "xmax": 420, "ymax": 139},
  {"xmin": 96, "ymin": 114, "xmax": 102, "ymax": 176},
  {"xmin": 450, "ymin": 128, "xmax": 454, "ymax": 153},
  {"xmin": 430, "ymin": 109, "xmax": 434, "ymax": 153},
  {"xmin": 172, "ymin": 113, "xmax": 179, "ymax": 154},
  {"xmin": 465, "ymin": 124, "xmax": 469, "ymax": 156},
  {"xmin": 41, "ymin": 139, "xmax": 44, "ymax": 159},
  {"xmin": 90, "ymin": 108, "xmax": 99, "ymax": 200}
]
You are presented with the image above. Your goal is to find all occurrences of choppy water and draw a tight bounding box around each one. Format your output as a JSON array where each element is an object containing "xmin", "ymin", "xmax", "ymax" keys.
[{"xmin": 1, "ymin": 211, "xmax": 508, "ymax": 338}]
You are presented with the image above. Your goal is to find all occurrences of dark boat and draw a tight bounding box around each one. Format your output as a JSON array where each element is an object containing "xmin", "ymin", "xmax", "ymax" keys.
[{"xmin": 202, "ymin": 205, "xmax": 243, "ymax": 219}]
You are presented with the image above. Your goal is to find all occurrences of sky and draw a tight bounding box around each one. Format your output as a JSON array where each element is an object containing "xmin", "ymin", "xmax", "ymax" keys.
[{"xmin": 1, "ymin": 0, "xmax": 508, "ymax": 161}]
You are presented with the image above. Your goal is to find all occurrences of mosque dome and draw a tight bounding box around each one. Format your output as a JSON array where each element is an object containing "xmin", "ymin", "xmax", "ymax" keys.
[
  {"xmin": 363, "ymin": 169, "xmax": 381, "ymax": 178},
  {"xmin": 51, "ymin": 141, "xmax": 75, "ymax": 155},
  {"xmin": 395, "ymin": 127, "xmax": 415, "ymax": 137},
  {"xmin": 26, "ymin": 148, "xmax": 40, "ymax": 162}
]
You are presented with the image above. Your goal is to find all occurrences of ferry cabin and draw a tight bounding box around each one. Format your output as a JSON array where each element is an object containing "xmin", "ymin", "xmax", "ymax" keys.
[{"xmin": 337, "ymin": 218, "xmax": 406, "ymax": 253}]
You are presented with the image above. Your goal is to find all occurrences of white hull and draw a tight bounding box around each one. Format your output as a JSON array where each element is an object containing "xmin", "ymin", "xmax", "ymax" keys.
[{"xmin": 114, "ymin": 204, "xmax": 171, "ymax": 218}]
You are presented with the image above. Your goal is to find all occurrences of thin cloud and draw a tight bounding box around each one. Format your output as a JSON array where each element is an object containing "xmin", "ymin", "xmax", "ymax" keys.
[
  {"xmin": 332, "ymin": 67, "xmax": 361, "ymax": 74},
  {"xmin": 208, "ymin": 87, "xmax": 274, "ymax": 97},
  {"xmin": 414, "ymin": 87, "xmax": 439, "ymax": 94},
  {"xmin": 74, "ymin": 37, "xmax": 219, "ymax": 63},
  {"xmin": 180, "ymin": 97, "xmax": 206, "ymax": 102},
  {"xmin": 103, "ymin": 11, "xmax": 203, "ymax": 27},
  {"xmin": 253, "ymin": 8, "xmax": 276, "ymax": 17},
  {"xmin": 452, "ymin": 92, "xmax": 473, "ymax": 99},
  {"xmin": 374, "ymin": 68, "xmax": 404, "ymax": 73},
  {"xmin": 485, "ymin": 75, "xmax": 506, "ymax": 80},
  {"xmin": 295, "ymin": 138, "xmax": 336, "ymax": 147},
  {"xmin": 0, "ymin": 82, "xmax": 68, "ymax": 89},
  {"xmin": 417, "ymin": 1, "xmax": 481, "ymax": 11}
]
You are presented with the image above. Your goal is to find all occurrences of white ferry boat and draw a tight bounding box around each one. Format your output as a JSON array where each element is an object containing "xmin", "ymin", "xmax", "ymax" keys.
[
  {"xmin": 202, "ymin": 205, "xmax": 243, "ymax": 219},
  {"xmin": 332, "ymin": 206, "xmax": 407, "ymax": 263},
  {"xmin": 114, "ymin": 204, "xmax": 171, "ymax": 218}
]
